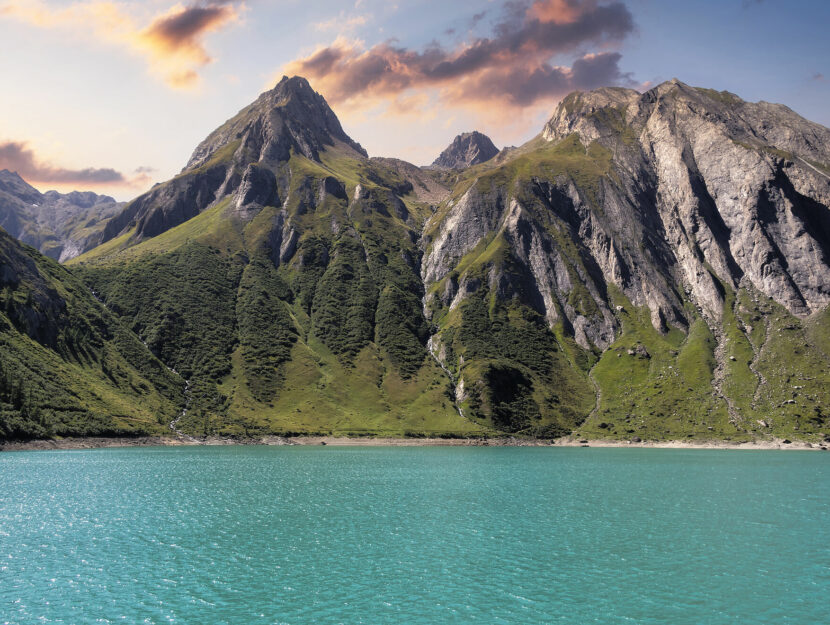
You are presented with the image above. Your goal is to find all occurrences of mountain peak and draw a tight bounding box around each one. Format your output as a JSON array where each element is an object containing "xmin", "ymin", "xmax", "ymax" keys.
[
  {"xmin": 272, "ymin": 74, "xmax": 313, "ymax": 94},
  {"xmin": 185, "ymin": 75, "xmax": 366, "ymax": 172},
  {"xmin": 432, "ymin": 131, "xmax": 499, "ymax": 170},
  {"xmin": 0, "ymin": 169, "xmax": 23, "ymax": 181},
  {"xmin": 543, "ymin": 79, "xmax": 830, "ymax": 168}
]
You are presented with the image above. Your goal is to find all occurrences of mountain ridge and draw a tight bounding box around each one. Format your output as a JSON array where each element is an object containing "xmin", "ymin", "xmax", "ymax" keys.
[
  {"xmin": 0, "ymin": 170, "xmax": 123, "ymax": 262},
  {"xmin": 2, "ymin": 76, "xmax": 829, "ymax": 443}
]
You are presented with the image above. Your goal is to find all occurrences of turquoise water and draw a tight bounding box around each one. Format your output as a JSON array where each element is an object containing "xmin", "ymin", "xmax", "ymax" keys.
[{"xmin": 1, "ymin": 447, "xmax": 828, "ymax": 624}]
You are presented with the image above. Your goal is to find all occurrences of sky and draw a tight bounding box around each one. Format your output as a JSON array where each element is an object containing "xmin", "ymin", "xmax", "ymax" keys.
[{"xmin": 0, "ymin": 0, "xmax": 828, "ymax": 200}]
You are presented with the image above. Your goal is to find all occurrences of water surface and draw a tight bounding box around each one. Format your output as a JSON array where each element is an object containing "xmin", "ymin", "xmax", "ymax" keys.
[{"xmin": 1, "ymin": 446, "xmax": 828, "ymax": 624}]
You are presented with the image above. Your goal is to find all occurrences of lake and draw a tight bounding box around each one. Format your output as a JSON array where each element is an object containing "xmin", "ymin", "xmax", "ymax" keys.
[{"xmin": 1, "ymin": 446, "xmax": 828, "ymax": 624}]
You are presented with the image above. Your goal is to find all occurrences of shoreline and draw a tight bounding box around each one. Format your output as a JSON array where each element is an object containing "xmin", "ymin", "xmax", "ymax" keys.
[{"xmin": 1, "ymin": 434, "xmax": 826, "ymax": 452}]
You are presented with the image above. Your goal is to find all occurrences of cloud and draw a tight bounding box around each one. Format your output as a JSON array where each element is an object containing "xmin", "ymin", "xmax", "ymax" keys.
[
  {"xmin": 0, "ymin": 140, "xmax": 145, "ymax": 187},
  {"xmin": 136, "ymin": 2, "xmax": 241, "ymax": 87},
  {"xmin": 314, "ymin": 12, "xmax": 369, "ymax": 33},
  {"xmin": 527, "ymin": 0, "xmax": 591, "ymax": 24},
  {"xmin": 282, "ymin": 0, "xmax": 635, "ymax": 116},
  {"xmin": 812, "ymin": 72, "xmax": 825, "ymax": 82},
  {"xmin": 0, "ymin": 1, "xmax": 242, "ymax": 89}
]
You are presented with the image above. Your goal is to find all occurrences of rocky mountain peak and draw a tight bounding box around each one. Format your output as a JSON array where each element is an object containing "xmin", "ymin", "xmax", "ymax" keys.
[
  {"xmin": 544, "ymin": 79, "xmax": 830, "ymax": 164},
  {"xmin": 431, "ymin": 131, "xmax": 499, "ymax": 169},
  {"xmin": 94, "ymin": 75, "xmax": 368, "ymax": 246},
  {"xmin": 185, "ymin": 75, "xmax": 366, "ymax": 173},
  {"xmin": 0, "ymin": 172, "xmax": 123, "ymax": 261}
]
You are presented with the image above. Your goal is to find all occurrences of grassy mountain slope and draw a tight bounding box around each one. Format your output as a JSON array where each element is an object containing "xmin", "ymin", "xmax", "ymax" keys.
[
  {"xmin": 0, "ymin": 228, "xmax": 182, "ymax": 440},
  {"xmin": 71, "ymin": 147, "xmax": 483, "ymax": 438}
]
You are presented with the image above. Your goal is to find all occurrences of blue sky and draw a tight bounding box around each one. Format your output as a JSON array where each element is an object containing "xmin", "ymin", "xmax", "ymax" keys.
[{"xmin": 0, "ymin": 0, "xmax": 827, "ymax": 199}]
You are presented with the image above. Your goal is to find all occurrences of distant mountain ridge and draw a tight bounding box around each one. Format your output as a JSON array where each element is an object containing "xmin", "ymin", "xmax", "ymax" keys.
[
  {"xmin": 0, "ymin": 170, "xmax": 123, "ymax": 262},
  {"xmin": 2, "ymin": 76, "xmax": 829, "ymax": 444}
]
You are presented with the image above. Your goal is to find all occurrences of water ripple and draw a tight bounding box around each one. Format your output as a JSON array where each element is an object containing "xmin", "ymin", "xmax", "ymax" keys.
[{"xmin": 1, "ymin": 447, "xmax": 828, "ymax": 624}]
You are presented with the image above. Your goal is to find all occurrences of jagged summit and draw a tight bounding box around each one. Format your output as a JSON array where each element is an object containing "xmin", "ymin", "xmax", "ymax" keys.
[
  {"xmin": 186, "ymin": 75, "xmax": 367, "ymax": 172},
  {"xmin": 0, "ymin": 170, "xmax": 123, "ymax": 261},
  {"xmin": 431, "ymin": 131, "xmax": 499, "ymax": 170},
  {"xmin": 97, "ymin": 75, "xmax": 368, "ymax": 244},
  {"xmin": 545, "ymin": 79, "xmax": 830, "ymax": 165}
]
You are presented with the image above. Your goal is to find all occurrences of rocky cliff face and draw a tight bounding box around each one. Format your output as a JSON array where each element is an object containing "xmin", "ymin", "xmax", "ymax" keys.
[
  {"xmin": 63, "ymin": 77, "xmax": 830, "ymax": 443},
  {"xmin": 0, "ymin": 171, "xmax": 123, "ymax": 261},
  {"xmin": 540, "ymin": 81, "xmax": 830, "ymax": 322},
  {"xmin": 424, "ymin": 81, "xmax": 830, "ymax": 344},
  {"xmin": 432, "ymin": 131, "xmax": 499, "ymax": 170},
  {"xmin": 421, "ymin": 80, "xmax": 830, "ymax": 436}
]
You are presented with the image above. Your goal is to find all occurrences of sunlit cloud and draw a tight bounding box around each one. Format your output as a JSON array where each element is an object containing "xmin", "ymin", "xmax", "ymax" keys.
[
  {"xmin": 0, "ymin": 1, "xmax": 242, "ymax": 89},
  {"xmin": 135, "ymin": 2, "xmax": 241, "ymax": 88},
  {"xmin": 527, "ymin": 0, "xmax": 593, "ymax": 24},
  {"xmin": 0, "ymin": 140, "xmax": 150, "ymax": 188},
  {"xmin": 281, "ymin": 0, "xmax": 635, "ymax": 126}
]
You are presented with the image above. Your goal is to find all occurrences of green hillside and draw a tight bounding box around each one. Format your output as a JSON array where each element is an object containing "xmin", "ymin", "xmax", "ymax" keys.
[
  {"xmin": 70, "ymin": 149, "xmax": 484, "ymax": 438},
  {"xmin": 0, "ymin": 228, "xmax": 182, "ymax": 440}
]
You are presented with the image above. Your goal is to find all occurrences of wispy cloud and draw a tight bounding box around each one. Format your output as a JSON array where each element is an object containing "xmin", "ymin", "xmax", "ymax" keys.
[
  {"xmin": 0, "ymin": 1, "xmax": 242, "ymax": 89},
  {"xmin": 282, "ymin": 0, "xmax": 635, "ymax": 120},
  {"xmin": 0, "ymin": 140, "xmax": 149, "ymax": 188},
  {"xmin": 314, "ymin": 12, "xmax": 368, "ymax": 34}
]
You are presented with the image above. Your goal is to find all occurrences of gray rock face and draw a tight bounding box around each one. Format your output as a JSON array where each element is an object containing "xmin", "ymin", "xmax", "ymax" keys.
[
  {"xmin": 432, "ymin": 131, "xmax": 499, "ymax": 170},
  {"xmin": 423, "ymin": 79, "xmax": 830, "ymax": 349},
  {"xmin": 235, "ymin": 164, "xmax": 278, "ymax": 212},
  {"xmin": 0, "ymin": 170, "xmax": 124, "ymax": 261}
]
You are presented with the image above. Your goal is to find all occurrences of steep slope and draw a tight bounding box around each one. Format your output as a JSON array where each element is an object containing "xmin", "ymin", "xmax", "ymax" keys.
[
  {"xmin": 0, "ymin": 170, "xmax": 123, "ymax": 261},
  {"xmin": 432, "ymin": 131, "xmax": 499, "ymax": 170},
  {"xmin": 421, "ymin": 80, "xmax": 830, "ymax": 441},
  {"xmin": 0, "ymin": 227, "xmax": 182, "ymax": 440},
  {"xmin": 71, "ymin": 77, "xmax": 482, "ymax": 439}
]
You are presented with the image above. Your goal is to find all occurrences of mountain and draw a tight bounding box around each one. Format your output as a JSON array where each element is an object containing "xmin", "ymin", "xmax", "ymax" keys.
[
  {"xmin": 0, "ymin": 170, "xmax": 124, "ymax": 262},
  {"xmin": 422, "ymin": 80, "xmax": 830, "ymax": 440},
  {"xmin": 69, "ymin": 76, "xmax": 476, "ymax": 439},
  {"xmin": 58, "ymin": 77, "xmax": 830, "ymax": 444},
  {"xmin": 431, "ymin": 131, "xmax": 499, "ymax": 169},
  {"xmin": 0, "ymin": 227, "xmax": 182, "ymax": 440}
]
